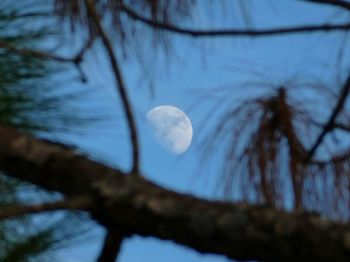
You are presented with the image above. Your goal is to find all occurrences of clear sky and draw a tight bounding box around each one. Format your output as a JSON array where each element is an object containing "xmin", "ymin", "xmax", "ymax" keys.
[{"xmin": 54, "ymin": 1, "xmax": 347, "ymax": 261}]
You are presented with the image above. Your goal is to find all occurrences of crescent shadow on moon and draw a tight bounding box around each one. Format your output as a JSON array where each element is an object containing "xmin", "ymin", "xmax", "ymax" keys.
[{"xmin": 146, "ymin": 105, "xmax": 193, "ymax": 154}]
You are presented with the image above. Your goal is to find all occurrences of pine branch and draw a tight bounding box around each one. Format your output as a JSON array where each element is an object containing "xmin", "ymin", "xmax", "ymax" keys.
[
  {"xmin": 302, "ymin": 0, "xmax": 350, "ymax": 11},
  {"xmin": 0, "ymin": 197, "xmax": 92, "ymax": 220},
  {"xmin": 120, "ymin": 4, "xmax": 350, "ymax": 38},
  {"xmin": 0, "ymin": 37, "xmax": 94, "ymax": 82},
  {"xmin": 97, "ymin": 231, "xmax": 125, "ymax": 262},
  {"xmin": 84, "ymin": 0, "xmax": 140, "ymax": 174},
  {"xmin": 306, "ymin": 73, "xmax": 350, "ymax": 161},
  {"xmin": 1, "ymin": 124, "xmax": 350, "ymax": 261},
  {"xmin": 0, "ymin": 38, "xmax": 93, "ymax": 63},
  {"xmin": 334, "ymin": 122, "xmax": 350, "ymax": 132}
]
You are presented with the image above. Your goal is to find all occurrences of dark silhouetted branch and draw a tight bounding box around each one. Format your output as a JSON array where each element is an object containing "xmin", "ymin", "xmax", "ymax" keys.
[
  {"xmin": 334, "ymin": 122, "xmax": 350, "ymax": 132},
  {"xmin": 97, "ymin": 231, "xmax": 125, "ymax": 262},
  {"xmin": 0, "ymin": 41, "xmax": 76, "ymax": 62},
  {"xmin": 0, "ymin": 37, "xmax": 94, "ymax": 82},
  {"xmin": 303, "ymin": 0, "xmax": 350, "ymax": 11},
  {"xmin": 11, "ymin": 11, "xmax": 53, "ymax": 18},
  {"xmin": 307, "ymin": 74, "xmax": 350, "ymax": 161},
  {"xmin": 0, "ymin": 197, "xmax": 92, "ymax": 220},
  {"xmin": 0, "ymin": 37, "xmax": 93, "ymax": 63},
  {"xmin": 120, "ymin": 4, "xmax": 350, "ymax": 38},
  {"xmin": 1, "ymin": 124, "xmax": 350, "ymax": 261},
  {"xmin": 84, "ymin": 0, "xmax": 140, "ymax": 174}
]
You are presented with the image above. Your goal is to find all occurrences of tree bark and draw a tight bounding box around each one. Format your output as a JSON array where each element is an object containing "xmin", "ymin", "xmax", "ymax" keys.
[{"xmin": 0, "ymin": 124, "xmax": 350, "ymax": 262}]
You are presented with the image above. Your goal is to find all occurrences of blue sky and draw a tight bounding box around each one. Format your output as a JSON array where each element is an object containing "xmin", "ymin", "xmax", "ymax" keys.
[{"xmin": 52, "ymin": 1, "xmax": 349, "ymax": 261}]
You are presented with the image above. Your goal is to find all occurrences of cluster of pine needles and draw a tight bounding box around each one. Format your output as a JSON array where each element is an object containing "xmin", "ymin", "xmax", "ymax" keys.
[{"xmin": 202, "ymin": 80, "xmax": 350, "ymax": 221}]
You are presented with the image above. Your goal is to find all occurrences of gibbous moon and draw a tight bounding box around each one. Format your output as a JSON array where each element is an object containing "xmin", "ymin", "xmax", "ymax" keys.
[{"xmin": 146, "ymin": 105, "xmax": 193, "ymax": 154}]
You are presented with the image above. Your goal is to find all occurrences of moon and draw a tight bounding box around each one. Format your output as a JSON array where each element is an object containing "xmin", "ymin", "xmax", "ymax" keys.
[{"xmin": 146, "ymin": 105, "xmax": 193, "ymax": 154}]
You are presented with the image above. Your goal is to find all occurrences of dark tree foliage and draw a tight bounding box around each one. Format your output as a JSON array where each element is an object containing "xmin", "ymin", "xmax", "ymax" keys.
[
  {"xmin": 203, "ymin": 82, "xmax": 350, "ymax": 219},
  {"xmin": 2, "ymin": 0, "xmax": 350, "ymax": 262},
  {"xmin": 0, "ymin": 1, "xmax": 98, "ymax": 261}
]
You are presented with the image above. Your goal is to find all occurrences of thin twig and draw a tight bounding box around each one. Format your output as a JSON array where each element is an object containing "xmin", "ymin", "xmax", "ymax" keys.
[
  {"xmin": 97, "ymin": 230, "xmax": 125, "ymax": 262},
  {"xmin": 0, "ymin": 41, "xmax": 76, "ymax": 62},
  {"xmin": 0, "ymin": 38, "xmax": 94, "ymax": 63},
  {"xmin": 72, "ymin": 35, "xmax": 96, "ymax": 82},
  {"xmin": 302, "ymin": 0, "xmax": 350, "ymax": 11},
  {"xmin": 334, "ymin": 122, "xmax": 350, "ymax": 132},
  {"xmin": 6, "ymin": 11, "xmax": 54, "ymax": 18},
  {"xmin": 0, "ymin": 196, "xmax": 92, "ymax": 220},
  {"xmin": 84, "ymin": 0, "xmax": 140, "ymax": 174},
  {"xmin": 0, "ymin": 37, "xmax": 95, "ymax": 82},
  {"xmin": 120, "ymin": 4, "xmax": 350, "ymax": 38},
  {"xmin": 306, "ymin": 73, "xmax": 350, "ymax": 161}
]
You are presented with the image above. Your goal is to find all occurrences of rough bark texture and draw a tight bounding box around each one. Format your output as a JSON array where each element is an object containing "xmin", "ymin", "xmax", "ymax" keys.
[{"xmin": 0, "ymin": 124, "xmax": 350, "ymax": 261}]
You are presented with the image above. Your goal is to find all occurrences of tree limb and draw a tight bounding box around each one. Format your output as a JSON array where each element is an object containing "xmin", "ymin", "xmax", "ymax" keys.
[
  {"xmin": 84, "ymin": 0, "xmax": 140, "ymax": 174},
  {"xmin": 97, "ymin": 231, "xmax": 125, "ymax": 262},
  {"xmin": 120, "ymin": 4, "xmax": 350, "ymax": 38},
  {"xmin": 0, "ymin": 36, "xmax": 94, "ymax": 64},
  {"xmin": 0, "ymin": 197, "xmax": 92, "ymax": 220},
  {"xmin": 0, "ymin": 37, "xmax": 94, "ymax": 82},
  {"xmin": 1, "ymin": 124, "xmax": 350, "ymax": 261},
  {"xmin": 0, "ymin": 41, "xmax": 77, "ymax": 62},
  {"xmin": 306, "ymin": 73, "xmax": 350, "ymax": 161},
  {"xmin": 334, "ymin": 122, "xmax": 350, "ymax": 132}
]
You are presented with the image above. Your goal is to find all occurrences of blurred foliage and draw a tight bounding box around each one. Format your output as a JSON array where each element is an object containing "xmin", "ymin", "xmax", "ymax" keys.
[
  {"xmin": 201, "ymin": 76, "xmax": 350, "ymax": 220},
  {"xmin": 3, "ymin": 0, "xmax": 350, "ymax": 260},
  {"xmin": 53, "ymin": 0, "xmax": 251, "ymax": 61},
  {"xmin": 0, "ymin": 1, "xmax": 96, "ymax": 134},
  {"xmin": 0, "ymin": 1, "xmax": 97, "ymax": 261}
]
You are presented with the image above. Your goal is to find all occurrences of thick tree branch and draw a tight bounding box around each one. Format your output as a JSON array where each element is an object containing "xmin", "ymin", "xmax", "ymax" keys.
[
  {"xmin": 306, "ymin": 73, "xmax": 350, "ymax": 161},
  {"xmin": 1, "ymin": 124, "xmax": 350, "ymax": 261},
  {"xmin": 120, "ymin": 4, "xmax": 350, "ymax": 38},
  {"xmin": 0, "ymin": 197, "xmax": 92, "ymax": 220},
  {"xmin": 84, "ymin": 0, "xmax": 140, "ymax": 174}
]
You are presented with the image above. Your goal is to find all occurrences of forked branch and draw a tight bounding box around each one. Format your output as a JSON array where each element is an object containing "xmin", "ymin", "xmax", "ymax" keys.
[
  {"xmin": 0, "ymin": 37, "xmax": 95, "ymax": 82},
  {"xmin": 307, "ymin": 73, "xmax": 350, "ymax": 161},
  {"xmin": 0, "ymin": 37, "xmax": 94, "ymax": 63}
]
